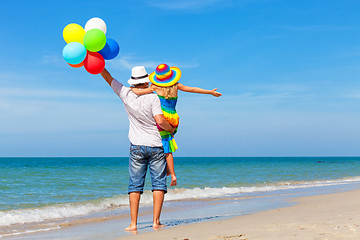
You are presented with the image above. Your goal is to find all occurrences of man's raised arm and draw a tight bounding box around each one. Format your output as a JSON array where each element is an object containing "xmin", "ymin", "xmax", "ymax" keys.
[{"xmin": 100, "ymin": 68, "xmax": 113, "ymax": 86}]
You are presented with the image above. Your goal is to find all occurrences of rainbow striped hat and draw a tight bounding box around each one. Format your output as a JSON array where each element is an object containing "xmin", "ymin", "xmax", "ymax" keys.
[{"xmin": 149, "ymin": 64, "xmax": 181, "ymax": 87}]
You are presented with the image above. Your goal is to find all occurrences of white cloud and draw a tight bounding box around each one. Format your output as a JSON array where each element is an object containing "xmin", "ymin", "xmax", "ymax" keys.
[
  {"xmin": 109, "ymin": 55, "xmax": 199, "ymax": 70},
  {"xmin": 178, "ymin": 60, "xmax": 200, "ymax": 69},
  {"xmin": 0, "ymin": 87, "xmax": 111, "ymax": 100},
  {"xmin": 0, "ymin": 86, "xmax": 124, "ymax": 133},
  {"xmin": 241, "ymin": 83, "xmax": 312, "ymax": 93},
  {"xmin": 0, "ymin": 72, "xmax": 39, "ymax": 84},
  {"xmin": 0, "ymin": 94, "xmax": 126, "ymax": 135},
  {"xmin": 108, "ymin": 56, "xmax": 158, "ymax": 70},
  {"xmin": 41, "ymin": 54, "xmax": 63, "ymax": 64},
  {"xmin": 148, "ymin": 0, "xmax": 228, "ymax": 10},
  {"xmin": 343, "ymin": 92, "xmax": 360, "ymax": 99},
  {"xmin": 277, "ymin": 25, "xmax": 360, "ymax": 32}
]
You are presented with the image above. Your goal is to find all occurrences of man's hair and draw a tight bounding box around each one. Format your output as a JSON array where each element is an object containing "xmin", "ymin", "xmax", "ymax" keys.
[{"xmin": 133, "ymin": 83, "xmax": 148, "ymax": 88}]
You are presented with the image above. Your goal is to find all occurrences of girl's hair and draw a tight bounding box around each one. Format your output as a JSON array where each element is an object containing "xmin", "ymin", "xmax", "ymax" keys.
[{"xmin": 159, "ymin": 83, "xmax": 178, "ymax": 99}]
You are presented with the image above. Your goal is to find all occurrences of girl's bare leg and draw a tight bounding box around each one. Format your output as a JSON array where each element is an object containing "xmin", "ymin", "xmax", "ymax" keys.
[{"xmin": 166, "ymin": 153, "xmax": 177, "ymax": 186}]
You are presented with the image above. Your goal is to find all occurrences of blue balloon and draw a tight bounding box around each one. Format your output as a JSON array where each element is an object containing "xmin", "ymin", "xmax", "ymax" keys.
[
  {"xmin": 99, "ymin": 38, "xmax": 119, "ymax": 60},
  {"xmin": 62, "ymin": 42, "xmax": 87, "ymax": 65}
]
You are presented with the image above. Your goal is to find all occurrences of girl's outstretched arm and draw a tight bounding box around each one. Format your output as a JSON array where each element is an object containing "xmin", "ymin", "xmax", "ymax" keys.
[
  {"xmin": 177, "ymin": 83, "xmax": 222, "ymax": 97},
  {"xmin": 131, "ymin": 85, "xmax": 156, "ymax": 96}
]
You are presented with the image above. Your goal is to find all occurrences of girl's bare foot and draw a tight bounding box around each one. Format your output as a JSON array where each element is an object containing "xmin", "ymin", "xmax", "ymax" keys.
[
  {"xmin": 170, "ymin": 175, "xmax": 177, "ymax": 186},
  {"xmin": 124, "ymin": 224, "xmax": 137, "ymax": 232},
  {"xmin": 153, "ymin": 223, "xmax": 165, "ymax": 230}
]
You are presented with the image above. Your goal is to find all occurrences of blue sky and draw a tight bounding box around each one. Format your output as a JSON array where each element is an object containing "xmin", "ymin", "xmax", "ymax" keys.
[{"xmin": 1, "ymin": 0, "xmax": 360, "ymax": 157}]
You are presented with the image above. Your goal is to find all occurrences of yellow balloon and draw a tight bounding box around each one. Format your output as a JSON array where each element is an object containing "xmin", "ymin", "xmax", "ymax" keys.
[{"xmin": 63, "ymin": 23, "xmax": 85, "ymax": 44}]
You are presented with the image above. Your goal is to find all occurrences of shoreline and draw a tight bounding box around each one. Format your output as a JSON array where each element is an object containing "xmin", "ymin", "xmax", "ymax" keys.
[
  {"xmin": 3, "ymin": 183, "xmax": 360, "ymax": 239},
  {"xmin": 121, "ymin": 188, "xmax": 360, "ymax": 240}
]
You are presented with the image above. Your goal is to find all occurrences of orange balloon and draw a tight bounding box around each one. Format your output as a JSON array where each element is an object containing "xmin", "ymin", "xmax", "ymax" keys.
[{"xmin": 68, "ymin": 62, "xmax": 84, "ymax": 68}]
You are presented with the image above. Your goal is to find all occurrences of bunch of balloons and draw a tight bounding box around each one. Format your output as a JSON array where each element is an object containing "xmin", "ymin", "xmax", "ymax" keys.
[{"xmin": 62, "ymin": 17, "xmax": 119, "ymax": 75}]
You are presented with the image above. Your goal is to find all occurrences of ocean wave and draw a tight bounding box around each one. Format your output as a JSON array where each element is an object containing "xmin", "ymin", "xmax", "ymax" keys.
[
  {"xmin": 0, "ymin": 196, "xmax": 129, "ymax": 227},
  {"xmin": 1, "ymin": 176, "xmax": 360, "ymax": 227},
  {"xmin": 165, "ymin": 176, "xmax": 360, "ymax": 201}
]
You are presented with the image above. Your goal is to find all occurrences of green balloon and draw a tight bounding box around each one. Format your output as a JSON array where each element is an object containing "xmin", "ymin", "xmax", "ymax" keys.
[{"xmin": 83, "ymin": 29, "xmax": 106, "ymax": 52}]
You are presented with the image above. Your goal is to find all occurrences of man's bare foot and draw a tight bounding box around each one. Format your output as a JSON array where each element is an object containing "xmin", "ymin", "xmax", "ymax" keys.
[
  {"xmin": 153, "ymin": 223, "xmax": 165, "ymax": 230},
  {"xmin": 124, "ymin": 224, "xmax": 137, "ymax": 232},
  {"xmin": 170, "ymin": 175, "xmax": 177, "ymax": 186}
]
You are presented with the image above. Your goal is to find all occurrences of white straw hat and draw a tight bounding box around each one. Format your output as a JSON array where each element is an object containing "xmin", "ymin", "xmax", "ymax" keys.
[{"xmin": 128, "ymin": 66, "xmax": 150, "ymax": 85}]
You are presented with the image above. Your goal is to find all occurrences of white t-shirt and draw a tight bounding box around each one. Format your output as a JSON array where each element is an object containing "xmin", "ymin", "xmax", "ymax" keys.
[{"xmin": 111, "ymin": 79, "xmax": 163, "ymax": 147}]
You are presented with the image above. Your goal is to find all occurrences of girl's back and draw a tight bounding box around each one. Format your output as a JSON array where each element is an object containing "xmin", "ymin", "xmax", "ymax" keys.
[{"xmin": 153, "ymin": 84, "xmax": 178, "ymax": 99}]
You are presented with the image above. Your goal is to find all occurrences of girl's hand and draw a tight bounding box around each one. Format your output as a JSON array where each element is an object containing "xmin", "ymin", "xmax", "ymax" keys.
[
  {"xmin": 211, "ymin": 88, "xmax": 222, "ymax": 97},
  {"xmin": 150, "ymin": 84, "xmax": 157, "ymax": 91}
]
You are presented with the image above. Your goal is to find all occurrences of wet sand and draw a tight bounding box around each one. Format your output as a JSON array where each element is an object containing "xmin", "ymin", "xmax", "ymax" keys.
[{"xmin": 121, "ymin": 188, "xmax": 360, "ymax": 240}]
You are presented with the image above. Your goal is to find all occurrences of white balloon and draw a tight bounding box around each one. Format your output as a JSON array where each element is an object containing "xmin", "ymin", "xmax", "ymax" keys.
[{"xmin": 85, "ymin": 17, "xmax": 107, "ymax": 34}]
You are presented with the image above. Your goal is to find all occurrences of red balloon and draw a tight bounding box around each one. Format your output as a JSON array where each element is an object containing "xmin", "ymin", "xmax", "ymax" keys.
[{"xmin": 84, "ymin": 51, "xmax": 105, "ymax": 74}]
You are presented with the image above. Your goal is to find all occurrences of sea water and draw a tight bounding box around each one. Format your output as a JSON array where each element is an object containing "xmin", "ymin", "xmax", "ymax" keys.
[{"xmin": 1, "ymin": 157, "xmax": 360, "ymax": 237}]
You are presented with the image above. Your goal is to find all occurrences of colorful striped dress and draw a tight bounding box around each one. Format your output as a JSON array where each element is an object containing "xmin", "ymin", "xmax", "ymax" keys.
[{"xmin": 157, "ymin": 94, "xmax": 179, "ymax": 153}]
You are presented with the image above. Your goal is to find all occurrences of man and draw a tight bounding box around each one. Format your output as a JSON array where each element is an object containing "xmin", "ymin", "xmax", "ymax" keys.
[{"xmin": 100, "ymin": 66, "xmax": 175, "ymax": 231}]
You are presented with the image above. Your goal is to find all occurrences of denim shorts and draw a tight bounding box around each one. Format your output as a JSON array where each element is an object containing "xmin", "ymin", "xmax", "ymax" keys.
[{"xmin": 128, "ymin": 144, "xmax": 167, "ymax": 194}]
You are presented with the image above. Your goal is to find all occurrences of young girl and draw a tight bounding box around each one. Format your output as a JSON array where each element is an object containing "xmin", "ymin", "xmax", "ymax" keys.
[{"xmin": 131, "ymin": 63, "xmax": 222, "ymax": 186}]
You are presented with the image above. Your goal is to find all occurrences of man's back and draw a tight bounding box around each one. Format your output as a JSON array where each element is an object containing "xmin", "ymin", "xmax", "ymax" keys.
[{"xmin": 111, "ymin": 79, "xmax": 163, "ymax": 147}]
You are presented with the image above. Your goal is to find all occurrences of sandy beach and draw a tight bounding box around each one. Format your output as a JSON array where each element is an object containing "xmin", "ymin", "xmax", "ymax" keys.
[{"xmin": 120, "ymin": 188, "xmax": 360, "ymax": 240}]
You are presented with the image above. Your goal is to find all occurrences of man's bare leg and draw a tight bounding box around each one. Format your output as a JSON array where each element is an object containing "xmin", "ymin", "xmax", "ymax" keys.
[
  {"xmin": 125, "ymin": 191, "xmax": 141, "ymax": 231},
  {"xmin": 152, "ymin": 190, "xmax": 165, "ymax": 229}
]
